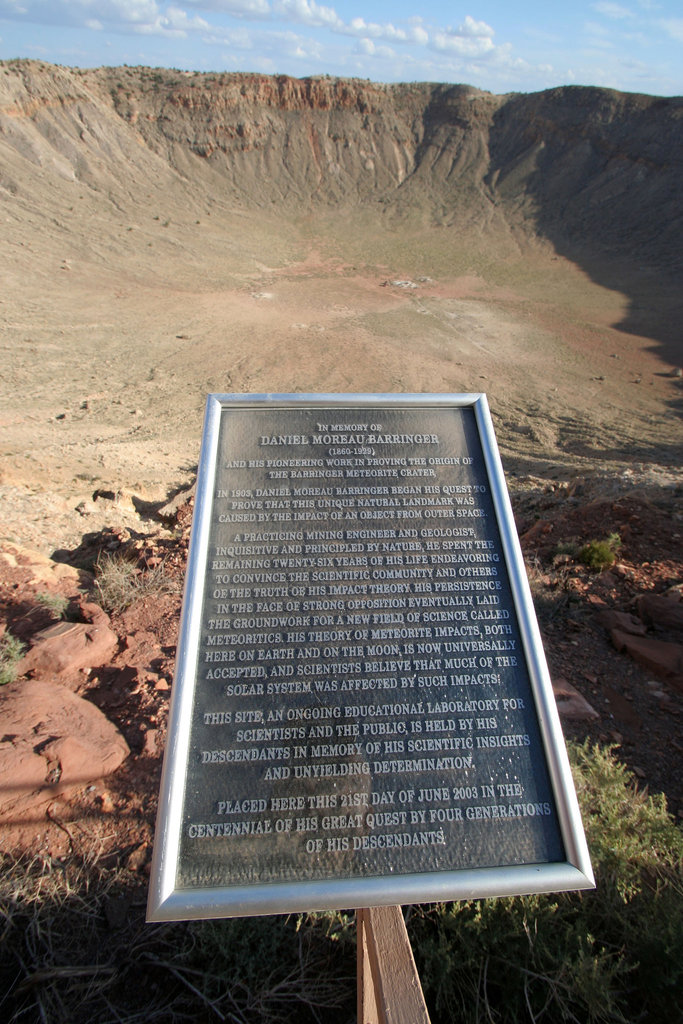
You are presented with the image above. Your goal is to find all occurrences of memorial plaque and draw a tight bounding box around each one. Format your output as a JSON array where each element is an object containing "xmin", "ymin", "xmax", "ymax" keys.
[{"xmin": 148, "ymin": 394, "xmax": 594, "ymax": 921}]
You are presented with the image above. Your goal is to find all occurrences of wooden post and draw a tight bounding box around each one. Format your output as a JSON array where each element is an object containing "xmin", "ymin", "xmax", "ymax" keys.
[{"xmin": 357, "ymin": 906, "xmax": 431, "ymax": 1024}]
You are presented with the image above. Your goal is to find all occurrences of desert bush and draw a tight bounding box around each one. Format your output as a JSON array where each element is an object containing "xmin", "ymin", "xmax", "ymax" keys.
[
  {"xmin": 552, "ymin": 540, "xmax": 581, "ymax": 558},
  {"xmin": 179, "ymin": 911, "xmax": 355, "ymax": 1022},
  {"xmin": 0, "ymin": 630, "xmax": 25, "ymax": 685},
  {"xmin": 410, "ymin": 741, "xmax": 683, "ymax": 1023},
  {"xmin": 35, "ymin": 591, "xmax": 71, "ymax": 619},
  {"xmin": 94, "ymin": 552, "xmax": 179, "ymax": 613},
  {"xmin": 578, "ymin": 532, "xmax": 622, "ymax": 571}
]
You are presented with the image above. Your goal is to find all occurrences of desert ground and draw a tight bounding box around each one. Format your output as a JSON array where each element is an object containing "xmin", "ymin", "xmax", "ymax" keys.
[
  {"xmin": 0, "ymin": 63, "xmax": 681, "ymax": 1023},
  {"xmin": 2, "ymin": 207, "xmax": 680, "ymax": 556},
  {"xmin": 0, "ymin": 66, "xmax": 680, "ymax": 555}
]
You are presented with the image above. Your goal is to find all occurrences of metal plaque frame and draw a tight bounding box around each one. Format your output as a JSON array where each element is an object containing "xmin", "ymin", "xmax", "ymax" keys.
[{"xmin": 148, "ymin": 393, "xmax": 594, "ymax": 921}]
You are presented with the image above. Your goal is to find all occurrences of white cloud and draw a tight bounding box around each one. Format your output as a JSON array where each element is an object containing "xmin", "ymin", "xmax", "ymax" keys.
[
  {"xmin": 166, "ymin": 5, "xmax": 209, "ymax": 30},
  {"xmin": 459, "ymin": 15, "xmax": 495, "ymax": 38},
  {"xmin": 210, "ymin": 25, "xmax": 253, "ymax": 46},
  {"xmin": 184, "ymin": 0, "xmax": 270, "ymax": 13},
  {"xmin": 592, "ymin": 2, "xmax": 635, "ymax": 19},
  {"xmin": 272, "ymin": 0, "xmax": 342, "ymax": 29},
  {"xmin": 268, "ymin": 28, "xmax": 323, "ymax": 59},
  {"xmin": 1, "ymin": 0, "xmax": 679, "ymax": 95},
  {"xmin": 356, "ymin": 37, "xmax": 395, "ymax": 59},
  {"xmin": 96, "ymin": 0, "xmax": 162, "ymax": 24},
  {"xmin": 431, "ymin": 15, "xmax": 494, "ymax": 57},
  {"xmin": 203, "ymin": 25, "xmax": 253, "ymax": 47},
  {"xmin": 432, "ymin": 33, "xmax": 494, "ymax": 58},
  {"xmin": 346, "ymin": 18, "xmax": 406, "ymax": 41},
  {"xmin": 0, "ymin": 0, "xmax": 221, "ymax": 38},
  {"xmin": 660, "ymin": 17, "xmax": 683, "ymax": 42}
]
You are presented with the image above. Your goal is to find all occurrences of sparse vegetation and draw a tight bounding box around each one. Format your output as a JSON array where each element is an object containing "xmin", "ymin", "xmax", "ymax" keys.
[
  {"xmin": 524, "ymin": 553, "xmax": 571, "ymax": 622},
  {"xmin": 0, "ymin": 855, "xmax": 356, "ymax": 1024},
  {"xmin": 578, "ymin": 532, "xmax": 622, "ymax": 571},
  {"xmin": 553, "ymin": 539, "xmax": 581, "ymax": 558},
  {"xmin": 35, "ymin": 591, "xmax": 70, "ymax": 619},
  {"xmin": 94, "ymin": 552, "xmax": 179, "ymax": 614},
  {"xmin": 410, "ymin": 741, "xmax": 683, "ymax": 1024},
  {"xmin": 0, "ymin": 743, "xmax": 680, "ymax": 1023},
  {"xmin": 0, "ymin": 630, "xmax": 25, "ymax": 685}
]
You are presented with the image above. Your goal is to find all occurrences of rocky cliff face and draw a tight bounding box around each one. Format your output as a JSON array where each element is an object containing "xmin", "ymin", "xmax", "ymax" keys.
[{"xmin": 0, "ymin": 60, "xmax": 681, "ymax": 273}]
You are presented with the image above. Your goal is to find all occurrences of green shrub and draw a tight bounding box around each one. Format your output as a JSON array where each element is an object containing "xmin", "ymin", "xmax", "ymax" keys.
[
  {"xmin": 410, "ymin": 741, "xmax": 683, "ymax": 1023},
  {"xmin": 0, "ymin": 630, "xmax": 25, "ymax": 685},
  {"xmin": 578, "ymin": 533, "xmax": 622, "ymax": 571},
  {"xmin": 553, "ymin": 540, "xmax": 581, "ymax": 558},
  {"xmin": 35, "ymin": 591, "xmax": 70, "ymax": 619}
]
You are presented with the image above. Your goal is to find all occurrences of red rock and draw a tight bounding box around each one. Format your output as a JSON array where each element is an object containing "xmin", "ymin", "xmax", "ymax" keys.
[
  {"xmin": 17, "ymin": 604, "xmax": 117, "ymax": 682},
  {"xmin": 0, "ymin": 679, "xmax": 129, "ymax": 834},
  {"xmin": 123, "ymin": 629, "xmax": 162, "ymax": 655},
  {"xmin": 0, "ymin": 542, "xmax": 92, "ymax": 590},
  {"xmin": 596, "ymin": 608, "xmax": 646, "ymax": 635},
  {"xmin": 97, "ymin": 790, "xmax": 116, "ymax": 814},
  {"xmin": 141, "ymin": 727, "xmax": 163, "ymax": 758},
  {"xmin": 121, "ymin": 630, "xmax": 164, "ymax": 683},
  {"xmin": 610, "ymin": 629, "xmax": 683, "ymax": 691},
  {"xmin": 158, "ymin": 482, "xmax": 196, "ymax": 522},
  {"xmin": 552, "ymin": 677, "xmax": 599, "ymax": 721},
  {"xmin": 519, "ymin": 519, "xmax": 553, "ymax": 546},
  {"xmin": 637, "ymin": 593, "xmax": 683, "ymax": 632}
]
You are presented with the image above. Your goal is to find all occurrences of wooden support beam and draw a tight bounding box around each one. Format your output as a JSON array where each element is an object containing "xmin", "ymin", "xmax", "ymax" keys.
[{"xmin": 357, "ymin": 906, "xmax": 431, "ymax": 1024}]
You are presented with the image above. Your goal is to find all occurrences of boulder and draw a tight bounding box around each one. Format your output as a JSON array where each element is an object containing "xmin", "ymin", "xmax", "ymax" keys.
[
  {"xmin": 0, "ymin": 678, "xmax": 129, "ymax": 828},
  {"xmin": 0, "ymin": 541, "xmax": 91, "ymax": 589},
  {"xmin": 610, "ymin": 629, "xmax": 683, "ymax": 692},
  {"xmin": 17, "ymin": 599, "xmax": 117, "ymax": 682},
  {"xmin": 552, "ymin": 677, "xmax": 599, "ymax": 721},
  {"xmin": 596, "ymin": 608, "xmax": 646, "ymax": 636},
  {"xmin": 636, "ymin": 593, "xmax": 683, "ymax": 632}
]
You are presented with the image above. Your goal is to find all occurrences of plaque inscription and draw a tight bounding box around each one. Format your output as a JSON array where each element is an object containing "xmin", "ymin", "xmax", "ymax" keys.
[{"xmin": 148, "ymin": 395, "xmax": 593, "ymax": 920}]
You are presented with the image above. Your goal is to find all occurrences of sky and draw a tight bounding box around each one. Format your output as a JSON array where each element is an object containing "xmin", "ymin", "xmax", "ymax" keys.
[{"xmin": 0, "ymin": 1, "xmax": 681, "ymax": 96}]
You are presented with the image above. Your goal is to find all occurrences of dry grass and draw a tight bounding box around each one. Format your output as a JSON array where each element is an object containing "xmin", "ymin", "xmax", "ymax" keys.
[
  {"xmin": 94, "ymin": 553, "xmax": 180, "ymax": 614},
  {"xmin": 2, "ymin": 745, "xmax": 681, "ymax": 1023},
  {"xmin": 0, "ymin": 853, "xmax": 355, "ymax": 1024}
]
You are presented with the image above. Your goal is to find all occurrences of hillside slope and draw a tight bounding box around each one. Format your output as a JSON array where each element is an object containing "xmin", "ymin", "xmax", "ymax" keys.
[
  {"xmin": 0, "ymin": 61, "xmax": 681, "ymax": 544},
  {"xmin": 1, "ymin": 62, "xmax": 681, "ymax": 273}
]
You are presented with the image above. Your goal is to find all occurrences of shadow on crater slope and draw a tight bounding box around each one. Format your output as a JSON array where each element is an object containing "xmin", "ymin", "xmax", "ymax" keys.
[{"xmin": 2, "ymin": 64, "xmax": 679, "ymax": 353}]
